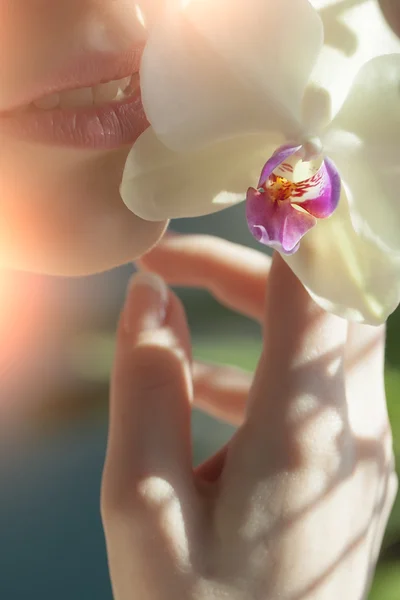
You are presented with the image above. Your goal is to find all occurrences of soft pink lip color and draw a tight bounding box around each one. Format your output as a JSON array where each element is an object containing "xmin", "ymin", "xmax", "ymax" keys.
[
  {"xmin": 0, "ymin": 46, "xmax": 149, "ymax": 150},
  {"xmin": 0, "ymin": 91, "xmax": 149, "ymax": 150}
]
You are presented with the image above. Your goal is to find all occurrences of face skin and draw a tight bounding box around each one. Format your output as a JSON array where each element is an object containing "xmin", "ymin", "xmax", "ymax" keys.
[
  {"xmin": 1, "ymin": 0, "xmax": 399, "ymax": 277},
  {"xmin": 0, "ymin": 0, "xmax": 167, "ymax": 276}
]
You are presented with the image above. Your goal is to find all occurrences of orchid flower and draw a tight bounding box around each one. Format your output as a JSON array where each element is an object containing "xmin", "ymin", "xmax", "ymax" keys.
[{"xmin": 121, "ymin": 0, "xmax": 400, "ymax": 325}]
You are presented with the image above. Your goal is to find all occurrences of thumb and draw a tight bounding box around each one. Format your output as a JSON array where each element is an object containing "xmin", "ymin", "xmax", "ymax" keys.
[
  {"xmin": 218, "ymin": 254, "xmax": 350, "ymax": 530},
  {"xmin": 101, "ymin": 271, "xmax": 194, "ymax": 514},
  {"xmin": 248, "ymin": 252, "xmax": 349, "ymax": 422},
  {"xmin": 224, "ymin": 253, "xmax": 349, "ymax": 485}
]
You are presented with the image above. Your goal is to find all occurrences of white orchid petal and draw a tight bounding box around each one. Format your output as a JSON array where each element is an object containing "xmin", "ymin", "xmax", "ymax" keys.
[
  {"xmin": 307, "ymin": 0, "xmax": 400, "ymax": 122},
  {"xmin": 120, "ymin": 128, "xmax": 282, "ymax": 220},
  {"xmin": 324, "ymin": 54, "xmax": 400, "ymax": 254},
  {"xmin": 140, "ymin": 13, "xmax": 267, "ymax": 151},
  {"xmin": 140, "ymin": 0, "xmax": 323, "ymax": 151},
  {"xmin": 284, "ymin": 187, "xmax": 400, "ymax": 325}
]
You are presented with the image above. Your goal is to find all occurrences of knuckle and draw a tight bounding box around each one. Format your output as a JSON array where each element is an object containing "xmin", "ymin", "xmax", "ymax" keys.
[
  {"xmin": 100, "ymin": 475, "xmax": 178, "ymax": 528},
  {"xmin": 100, "ymin": 481, "xmax": 149, "ymax": 525},
  {"xmin": 129, "ymin": 342, "xmax": 187, "ymax": 394}
]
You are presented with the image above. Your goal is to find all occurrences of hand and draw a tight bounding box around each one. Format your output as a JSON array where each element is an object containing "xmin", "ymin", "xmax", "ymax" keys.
[{"xmin": 101, "ymin": 235, "xmax": 397, "ymax": 600}]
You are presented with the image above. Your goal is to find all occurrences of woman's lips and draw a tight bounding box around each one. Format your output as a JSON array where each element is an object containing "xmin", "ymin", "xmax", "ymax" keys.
[
  {"xmin": 0, "ymin": 46, "xmax": 145, "ymax": 112},
  {"xmin": 0, "ymin": 46, "xmax": 149, "ymax": 150},
  {"xmin": 0, "ymin": 91, "xmax": 149, "ymax": 150}
]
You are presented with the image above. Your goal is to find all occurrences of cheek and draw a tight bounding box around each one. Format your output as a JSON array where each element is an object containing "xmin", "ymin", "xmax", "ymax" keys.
[
  {"xmin": 378, "ymin": 0, "xmax": 400, "ymax": 38},
  {"xmin": 0, "ymin": 137, "xmax": 129, "ymax": 268},
  {"xmin": 0, "ymin": 0, "xmax": 83, "ymax": 107},
  {"xmin": 0, "ymin": 2, "xmax": 69, "ymax": 64}
]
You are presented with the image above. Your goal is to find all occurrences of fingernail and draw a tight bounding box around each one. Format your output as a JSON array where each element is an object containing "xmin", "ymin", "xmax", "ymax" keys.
[
  {"xmin": 165, "ymin": 228, "xmax": 180, "ymax": 238},
  {"xmin": 124, "ymin": 271, "xmax": 169, "ymax": 333}
]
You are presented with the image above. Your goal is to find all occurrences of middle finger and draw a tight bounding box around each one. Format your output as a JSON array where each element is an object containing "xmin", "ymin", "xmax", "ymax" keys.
[
  {"xmin": 193, "ymin": 360, "xmax": 251, "ymax": 426},
  {"xmin": 138, "ymin": 234, "xmax": 271, "ymax": 322}
]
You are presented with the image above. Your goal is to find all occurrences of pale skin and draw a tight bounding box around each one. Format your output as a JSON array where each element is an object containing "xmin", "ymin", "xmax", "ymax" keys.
[
  {"xmin": 101, "ymin": 235, "xmax": 397, "ymax": 600},
  {"xmin": 0, "ymin": 0, "xmax": 398, "ymax": 276},
  {"xmin": 0, "ymin": 0, "xmax": 398, "ymax": 596},
  {"xmin": 0, "ymin": 0, "xmax": 166, "ymax": 276}
]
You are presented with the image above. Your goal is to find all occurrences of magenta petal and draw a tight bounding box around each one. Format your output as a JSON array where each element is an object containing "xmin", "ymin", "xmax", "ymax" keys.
[
  {"xmin": 258, "ymin": 143, "xmax": 302, "ymax": 188},
  {"xmin": 246, "ymin": 187, "xmax": 317, "ymax": 255},
  {"xmin": 294, "ymin": 156, "xmax": 341, "ymax": 219}
]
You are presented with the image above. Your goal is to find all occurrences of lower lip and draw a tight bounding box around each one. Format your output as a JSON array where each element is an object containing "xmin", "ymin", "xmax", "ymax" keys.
[{"xmin": 0, "ymin": 90, "xmax": 148, "ymax": 150}]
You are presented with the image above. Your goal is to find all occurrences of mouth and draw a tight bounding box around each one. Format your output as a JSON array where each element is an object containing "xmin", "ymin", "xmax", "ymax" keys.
[
  {"xmin": 19, "ymin": 73, "xmax": 139, "ymax": 111},
  {"xmin": 0, "ymin": 48, "xmax": 149, "ymax": 150}
]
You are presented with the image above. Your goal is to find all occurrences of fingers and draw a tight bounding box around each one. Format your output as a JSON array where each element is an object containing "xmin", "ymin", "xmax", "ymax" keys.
[
  {"xmin": 370, "ymin": 467, "xmax": 398, "ymax": 566},
  {"xmin": 138, "ymin": 234, "xmax": 270, "ymax": 321},
  {"xmin": 345, "ymin": 323, "xmax": 388, "ymax": 435},
  {"xmin": 220, "ymin": 253, "xmax": 349, "ymax": 507},
  {"xmin": 138, "ymin": 234, "xmax": 266, "ymax": 426},
  {"xmin": 101, "ymin": 272, "xmax": 196, "ymax": 514},
  {"xmin": 345, "ymin": 323, "xmax": 385, "ymax": 379},
  {"xmin": 247, "ymin": 253, "xmax": 349, "ymax": 428},
  {"xmin": 193, "ymin": 361, "xmax": 251, "ymax": 426},
  {"xmin": 1, "ymin": 178, "xmax": 168, "ymax": 275}
]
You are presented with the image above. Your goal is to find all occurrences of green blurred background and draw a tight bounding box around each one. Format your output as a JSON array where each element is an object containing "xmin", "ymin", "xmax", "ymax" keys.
[{"xmin": 0, "ymin": 204, "xmax": 399, "ymax": 598}]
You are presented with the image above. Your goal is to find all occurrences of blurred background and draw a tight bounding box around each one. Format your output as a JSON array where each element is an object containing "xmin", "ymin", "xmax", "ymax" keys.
[{"xmin": 0, "ymin": 204, "xmax": 399, "ymax": 599}]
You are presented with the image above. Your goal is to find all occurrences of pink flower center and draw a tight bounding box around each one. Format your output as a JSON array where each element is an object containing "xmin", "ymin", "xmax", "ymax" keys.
[{"xmin": 246, "ymin": 143, "xmax": 341, "ymax": 255}]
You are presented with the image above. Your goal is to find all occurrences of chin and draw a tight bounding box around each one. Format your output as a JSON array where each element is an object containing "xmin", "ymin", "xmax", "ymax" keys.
[{"xmin": 0, "ymin": 139, "xmax": 168, "ymax": 276}]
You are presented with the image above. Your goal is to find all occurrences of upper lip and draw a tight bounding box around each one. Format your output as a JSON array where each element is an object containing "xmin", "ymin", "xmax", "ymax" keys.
[{"xmin": 1, "ymin": 45, "xmax": 144, "ymax": 114}]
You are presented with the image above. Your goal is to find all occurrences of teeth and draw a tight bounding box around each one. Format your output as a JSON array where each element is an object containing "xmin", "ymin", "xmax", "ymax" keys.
[
  {"xmin": 60, "ymin": 86, "xmax": 93, "ymax": 108},
  {"xmin": 121, "ymin": 73, "xmax": 140, "ymax": 97},
  {"xmin": 33, "ymin": 93, "xmax": 60, "ymax": 110},
  {"xmin": 31, "ymin": 75, "xmax": 136, "ymax": 111},
  {"xmin": 93, "ymin": 79, "xmax": 120, "ymax": 105}
]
